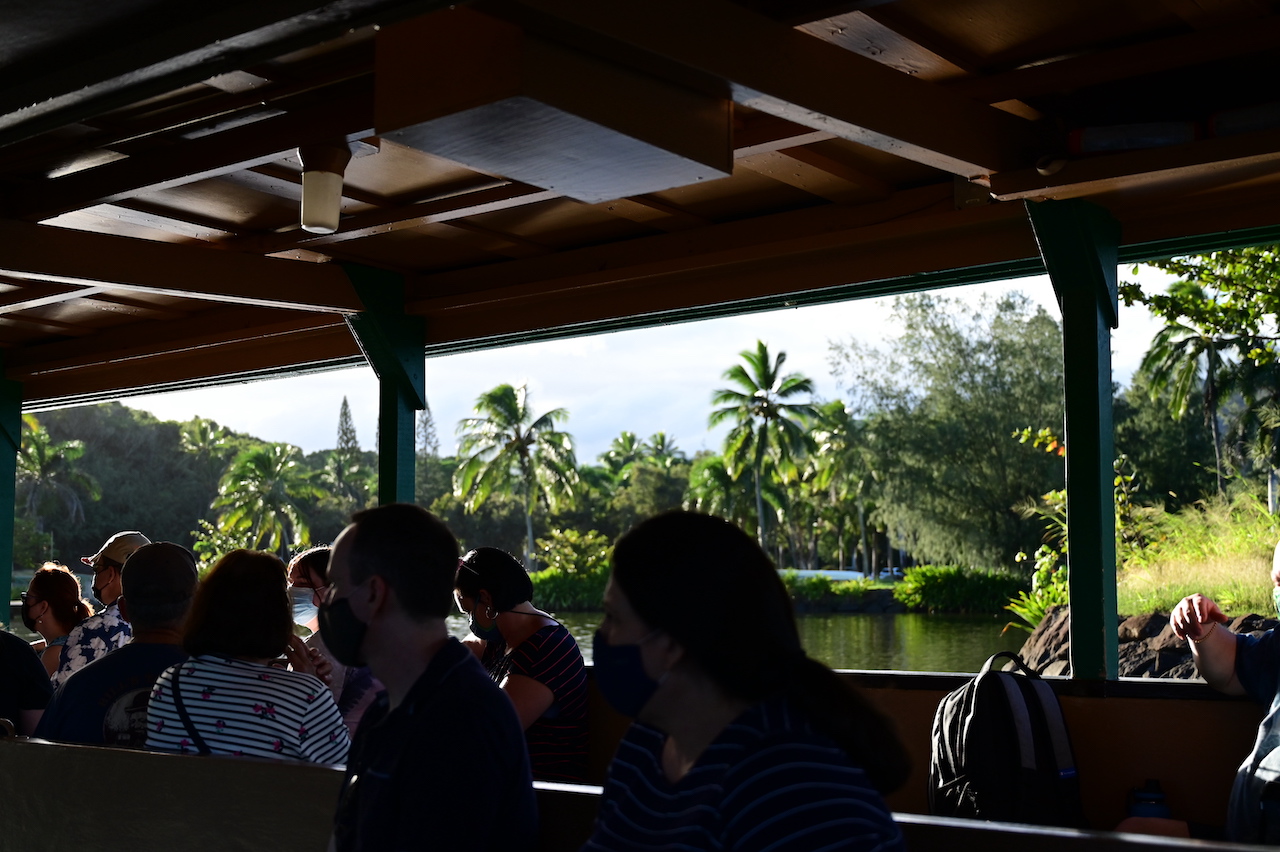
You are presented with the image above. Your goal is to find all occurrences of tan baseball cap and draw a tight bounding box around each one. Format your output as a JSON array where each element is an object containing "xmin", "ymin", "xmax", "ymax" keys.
[{"xmin": 82, "ymin": 531, "xmax": 151, "ymax": 569}]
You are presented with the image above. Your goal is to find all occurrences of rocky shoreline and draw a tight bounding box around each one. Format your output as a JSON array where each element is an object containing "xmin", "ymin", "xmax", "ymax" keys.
[{"xmin": 1018, "ymin": 605, "xmax": 1279, "ymax": 678}]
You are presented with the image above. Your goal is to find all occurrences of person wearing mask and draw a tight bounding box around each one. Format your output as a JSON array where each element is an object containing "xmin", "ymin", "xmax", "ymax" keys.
[
  {"xmin": 37, "ymin": 542, "xmax": 198, "ymax": 747},
  {"xmin": 288, "ymin": 545, "xmax": 381, "ymax": 735},
  {"xmin": 586, "ymin": 511, "xmax": 908, "ymax": 852},
  {"xmin": 53, "ymin": 530, "xmax": 150, "ymax": 686},
  {"xmin": 22, "ymin": 563, "xmax": 93, "ymax": 677},
  {"xmin": 322, "ymin": 504, "xmax": 536, "ymax": 852},
  {"xmin": 146, "ymin": 549, "xmax": 348, "ymax": 764},
  {"xmin": 455, "ymin": 546, "xmax": 588, "ymax": 782}
]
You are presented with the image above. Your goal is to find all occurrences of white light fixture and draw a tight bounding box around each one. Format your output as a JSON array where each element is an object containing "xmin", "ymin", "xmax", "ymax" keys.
[{"xmin": 297, "ymin": 144, "xmax": 353, "ymax": 234}]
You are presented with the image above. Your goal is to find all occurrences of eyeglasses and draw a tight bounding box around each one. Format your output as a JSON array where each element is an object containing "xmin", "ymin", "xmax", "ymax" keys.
[
  {"xmin": 19, "ymin": 592, "xmax": 40, "ymax": 604},
  {"xmin": 92, "ymin": 561, "xmax": 119, "ymax": 576}
]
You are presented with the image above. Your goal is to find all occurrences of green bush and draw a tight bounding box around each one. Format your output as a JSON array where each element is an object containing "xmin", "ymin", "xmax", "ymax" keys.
[
  {"xmin": 894, "ymin": 564, "xmax": 1027, "ymax": 614},
  {"xmin": 528, "ymin": 528, "xmax": 611, "ymax": 612},
  {"xmin": 780, "ymin": 570, "xmax": 872, "ymax": 608}
]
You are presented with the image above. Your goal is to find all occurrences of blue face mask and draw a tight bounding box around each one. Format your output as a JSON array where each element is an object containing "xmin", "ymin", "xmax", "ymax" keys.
[
  {"xmin": 468, "ymin": 604, "xmax": 505, "ymax": 644},
  {"xmin": 592, "ymin": 629, "xmax": 662, "ymax": 718}
]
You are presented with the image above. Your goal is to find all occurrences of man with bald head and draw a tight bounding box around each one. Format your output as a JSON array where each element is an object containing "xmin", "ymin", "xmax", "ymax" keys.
[{"xmin": 37, "ymin": 541, "xmax": 197, "ymax": 748}]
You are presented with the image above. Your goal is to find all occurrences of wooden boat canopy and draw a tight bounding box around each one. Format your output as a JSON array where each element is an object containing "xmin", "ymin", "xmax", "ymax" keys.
[{"xmin": 2, "ymin": 0, "xmax": 1279, "ymax": 407}]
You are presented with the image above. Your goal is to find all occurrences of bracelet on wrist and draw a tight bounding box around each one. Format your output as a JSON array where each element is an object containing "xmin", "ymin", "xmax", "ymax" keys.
[{"xmin": 1191, "ymin": 621, "xmax": 1218, "ymax": 643}]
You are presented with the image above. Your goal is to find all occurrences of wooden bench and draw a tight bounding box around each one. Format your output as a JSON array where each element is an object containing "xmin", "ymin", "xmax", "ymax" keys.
[{"xmin": 1, "ymin": 735, "xmax": 1264, "ymax": 852}]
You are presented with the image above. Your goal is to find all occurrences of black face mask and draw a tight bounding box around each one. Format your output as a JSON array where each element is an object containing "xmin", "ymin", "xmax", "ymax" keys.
[
  {"xmin": 21, "ymin": 601, "xmax": 38, "ymax": 633},
  {"xmin": 318, "ymin": 596, "xmax": 368, "ymax": 667}
]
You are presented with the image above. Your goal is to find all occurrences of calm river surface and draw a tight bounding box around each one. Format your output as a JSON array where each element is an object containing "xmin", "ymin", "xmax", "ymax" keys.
[{"xmin": 445, "ymin": 611, "xmax": 1026, "ymax": 673}]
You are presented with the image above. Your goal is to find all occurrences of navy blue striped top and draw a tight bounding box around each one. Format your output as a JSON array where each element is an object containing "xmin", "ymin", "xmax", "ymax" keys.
[
  {"xmin": 485, "ymin": 622, "xmax": 589, "ymax": 782},
  {"xmin": 583, "ymin": 698, "xmax": 903, "ymax": 852}
]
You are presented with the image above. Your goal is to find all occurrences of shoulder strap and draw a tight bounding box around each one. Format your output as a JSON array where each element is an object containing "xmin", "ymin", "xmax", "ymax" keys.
[{"xmin": 169, "ymin": 666, "xmax": 212, "ymax": 756}]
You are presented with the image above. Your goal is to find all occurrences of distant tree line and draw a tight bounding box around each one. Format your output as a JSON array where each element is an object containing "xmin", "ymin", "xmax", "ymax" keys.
[{"xmin": 19, "ymin": 245, "xmax": 1276, "ymax": 585}]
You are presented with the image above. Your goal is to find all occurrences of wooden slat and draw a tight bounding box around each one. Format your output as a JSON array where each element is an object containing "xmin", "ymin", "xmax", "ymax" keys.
[
  {"xmin": 486, "ymin": 0, "xmax": 1040, "ymax": 176},
  {"xmin": 989, "ymin": 127, "xmax": 1280, "ymax": 202},
  {"xmin": 0, "ymin": 220, "xmax": 361, "ymax": 312},
  {"xmin": 945, "ymin": 15, "xmax": 1280, "ymax": 106},
  {"xmin": 6, "ymin": 84, "xmax": 375, "ymax": 222}
]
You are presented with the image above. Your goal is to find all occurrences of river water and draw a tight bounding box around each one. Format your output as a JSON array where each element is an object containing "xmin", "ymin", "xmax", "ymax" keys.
[{"xmin": 444, "ymin": 611, "xmax": 1027, "ymax": 674}]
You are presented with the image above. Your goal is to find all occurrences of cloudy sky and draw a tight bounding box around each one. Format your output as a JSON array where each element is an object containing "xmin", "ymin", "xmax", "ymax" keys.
[{"xmin": 121, "ymin": 270, "xmax": 1169, "ymax": 463}]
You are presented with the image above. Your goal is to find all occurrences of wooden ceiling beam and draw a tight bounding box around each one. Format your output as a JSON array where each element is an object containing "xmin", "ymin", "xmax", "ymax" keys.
[
  {"xmin": 989, "ymin": 126, "xmax": 1280, "ymax": 202},
  {"xmin": 15, "ymin": 324, "xmax": 361, "ymax": 405},
  {"xmin": 484, "ymin": 0, "xmax": 1041, "ymax": 177},
  {"xmin": 405, "ymin": 183, "xmax": 959, "ymax": 310},
  {"xmin": 229, "ymin": 182, "xmax": 560, "ymax": 253},
  {"xmin": 6, "ymin": 86, "xmax": 375, "ymax": 222},
  {"xmin": 0, "ymin": 282, "xmax": 101, "ymax": 313},
  {"xmin": 945, "ymin": 15, "xmax": 1280, "ymax": 105},
  {"xmin": 7, "ymin": 308, "xmax": 347, "ymax": 374},
  {"xmin": 0, "ymin": 220, "xmax": 362, "ymax": 312}
]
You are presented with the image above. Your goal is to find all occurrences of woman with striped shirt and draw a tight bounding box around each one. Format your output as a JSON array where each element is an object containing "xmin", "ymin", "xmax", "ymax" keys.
[
  {"xmin": 146, "ymin": 550, "xmax": 349, "ymax": 765},
  {"xmin": 456, "ymin": 547, "xmax": 589, "ymax": 782},
  {"xmin": 586, "ymin": 511, "xmax": 909, "ymax": 852}
]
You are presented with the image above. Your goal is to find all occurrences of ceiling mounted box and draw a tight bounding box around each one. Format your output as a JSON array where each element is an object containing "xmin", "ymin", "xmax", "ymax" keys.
[{"xmin": 376, "ymin": 8, "xmax": 732, "ymax": 204}]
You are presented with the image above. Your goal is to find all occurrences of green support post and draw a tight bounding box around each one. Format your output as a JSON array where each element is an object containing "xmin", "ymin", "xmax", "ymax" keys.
[
  {"xmin": 0, "ymin": 373, "xmax": 20, "ymax": 626},
  {"xmin": 1027, "ymin": 199, "xmax": 1121, "ymax": 681},
  {"xmin": 342, "ymin": 265, "xmax": 426, "ymax": 507}
]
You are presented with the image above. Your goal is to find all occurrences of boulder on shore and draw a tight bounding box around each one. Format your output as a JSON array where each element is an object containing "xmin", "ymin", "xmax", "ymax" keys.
[{"xmin": 1016, "ymin": 605, "xmax": 1279, "ymax": 679}]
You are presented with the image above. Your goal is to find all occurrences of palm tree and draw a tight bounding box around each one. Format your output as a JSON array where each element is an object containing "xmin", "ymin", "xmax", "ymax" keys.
[
  {"xmin": 1141, "ymin": 286, "xmax": 1231, "ymax": 494},
  {"xmin": 212, "ymin": 443, "xmax": 324, "ymax": 554},
  {"xmin": 643, "ymin": 432, "xmax": 685, "ymax": 469},
  {"xmin": 599, "ymin": 431, "xmax": 644, "ymax": 483},
  {"xmin": 454, "ymin": 383, "xmax": 579, "ymax": 565},
  {"xmin": 15, "ymin": 414, "xmax": 101, "ymax": 532},
  {"xmin": 709, "ymin": 341, "xmax": 817, "ymax": 546}
]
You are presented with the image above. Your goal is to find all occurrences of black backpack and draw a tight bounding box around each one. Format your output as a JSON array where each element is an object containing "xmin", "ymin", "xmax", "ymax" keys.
[{"xmin": 928, "ymin": 650, "xmax": 1087, "ymax": 827}]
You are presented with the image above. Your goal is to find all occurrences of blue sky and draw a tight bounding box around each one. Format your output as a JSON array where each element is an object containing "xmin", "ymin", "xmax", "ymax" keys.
[{"xmin": 121, "ymin": 271, "xmax": 1168, "ymax": 463}]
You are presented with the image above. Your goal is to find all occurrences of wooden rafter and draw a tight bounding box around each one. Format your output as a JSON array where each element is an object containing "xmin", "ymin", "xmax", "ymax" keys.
[
  {"xmin": 483, "ymin": 0, "xmax": 1042, "ymax": 177},
  {"xmin": 0, "ymin": 220, "xmax": 361, "ymax": 312}
]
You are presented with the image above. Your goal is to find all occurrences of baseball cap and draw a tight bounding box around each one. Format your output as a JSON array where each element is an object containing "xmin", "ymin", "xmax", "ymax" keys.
[{"xmin": 82, "ymin": 531, "xmax": 151, "ymax": 569}]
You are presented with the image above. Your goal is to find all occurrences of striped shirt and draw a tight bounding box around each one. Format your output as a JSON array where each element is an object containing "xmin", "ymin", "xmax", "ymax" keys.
[
  {"xmin": 145, "ymin": 654, "xmax": 349, "ymax": 765},
  {"xmin": 585, "ymin": 698, "xmax": 904, "ymax": 852},
  {"xmin": 505, "ymin": 623, "xmax": 589, "ymax": 782}
]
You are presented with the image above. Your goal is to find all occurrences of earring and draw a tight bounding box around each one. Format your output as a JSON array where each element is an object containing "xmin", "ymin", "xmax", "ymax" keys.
[{"xmin": 486, "ymin": 605, "xmax": 496, "ymax": 619}]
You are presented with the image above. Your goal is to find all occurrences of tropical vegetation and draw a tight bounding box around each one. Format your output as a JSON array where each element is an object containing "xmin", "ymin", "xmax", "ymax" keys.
[{"xmin": 11, "ymin": 247, "xmax": 1280, "ymax": 630}]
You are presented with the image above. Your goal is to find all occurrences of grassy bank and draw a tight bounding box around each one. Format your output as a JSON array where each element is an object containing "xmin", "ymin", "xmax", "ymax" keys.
[{"xmin": 1118, "ymin": 494, "xmax": 1279, "ymax": 616}]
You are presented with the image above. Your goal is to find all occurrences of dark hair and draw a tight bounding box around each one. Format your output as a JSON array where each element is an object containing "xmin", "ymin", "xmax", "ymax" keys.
[
  {"xmin": 346, "ymin": 504, "xmax": 459, "ymax": 620},
  {"xmin": 183, "ymin": 550, "xmax": 292, "ymax": 659},
  {"xmin": 290, "ymin": 546, "xmax": 331, "ymax": 584},
  {"xmin": 121, "ymin": 542, "xmax": 198, "ymax": 629},
  {"xmin": 456, "ymin": 547, "xmax": 532, "ymax": 611},
  {"xmin": 611, "ymin": 511, "xmax": 910, "ymax": 794},
  {"xmin": 29, "ymin": 563, "xmax": 93, "ymax": 627}
]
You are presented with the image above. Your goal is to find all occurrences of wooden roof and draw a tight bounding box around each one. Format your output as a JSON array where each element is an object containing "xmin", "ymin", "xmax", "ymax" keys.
[{"xmin": 2, "ymin": 0, "xmax": 1279, "ymax": 408}]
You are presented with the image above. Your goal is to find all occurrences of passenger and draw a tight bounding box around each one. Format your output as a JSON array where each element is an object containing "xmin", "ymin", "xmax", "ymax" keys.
[
  {"xmin": 22, "ymin": 563, "xmax": 93, "ymax": 678},
  {"xmin": 586, "ymin": 511, "xmax": 909, "ymax": 852},
  {"xmin": 1171, "ymin": 542, "xmax": 1280, "ymax": 843},
  {"xmin": 0, "ymin": 628, "xmax": 53, "ymax": 734},
  {"xmin": 322, "ymin": 504, "xmax": 536, "ymax": 852},
  {"xmin": 288, "ymin": 545, "xmax": 381, "ymax": 736},
  {"xmin": 37, "ymin": 542, "xmax": 197, "ymax": 747},
  {"xmin": 455, "ymin": 546, "xmax": 589, "ymax": 782},
  {"xmin": 146, "ymin": 549, "xmax": 349, "ymax": 764},
  {"xmin": 54, "ymin": 530, "xmax": 150, "ymax": 685}
]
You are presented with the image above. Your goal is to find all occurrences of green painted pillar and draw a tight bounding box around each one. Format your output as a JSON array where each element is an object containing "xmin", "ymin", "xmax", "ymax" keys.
[
  {"xmin": 0, "ymin": 372, "xmax": 20, "ymax": 626},
  {"xmin": 343, "ymin": 265, "xmax": 426, "ymax": 506},
  {"xmin": 1027, "ymin": 199, "xmax": 1120, "ymax": 681}
]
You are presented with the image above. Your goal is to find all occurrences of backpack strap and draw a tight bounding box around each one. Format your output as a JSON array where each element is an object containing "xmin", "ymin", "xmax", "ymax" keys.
[
  {"xmin": 1028, "ymin": 678, "xmax": 1078, "ymax": 778},
  {"xmin": 169, "ymin": 666, "xmax": 212, "ymax": 756},
  {"xmin": 993, "ymin": 672, "xmax": 1037, "ymax": 770}
]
